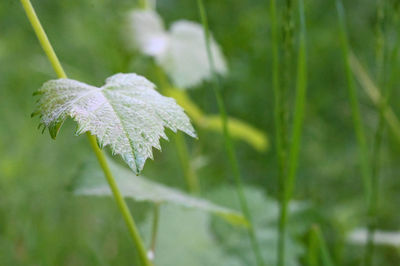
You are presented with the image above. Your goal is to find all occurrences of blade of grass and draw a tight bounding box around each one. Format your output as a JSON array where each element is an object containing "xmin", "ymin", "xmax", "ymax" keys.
[
  {"xmin": 313, "ymin": 225, "xmax": 335, "ymax": 266},
  {"xmin": 196, "ymin": 0, "xmax": 264, "ymax": 265},
  {"xmin": 19, "ymin": 1, "xmax": 152, "ymax": 265},
  {"xmin": 349, "ymin": 54, "xmax": 400, "ymax": 144},
  {"xmin": 335, "ymin": 1, "xmax": 373, "ymax": 263},
  {"xmin": 308, "ymin": 225, "xmax": 336, "ymax": 266},
  {"xmin": 269, "ymin": 0, "xmax": 288, "ymax": 264},
  {"xmin": 308, "ymin": 226, "xmax": 319, "ymax": 266},
  {"xmin": 365, "ymin": 1, "xmax": 385, "ymax": 264},
  {"xmin": 276, "ymin": 0, "xmax": 308, "ymax": 265},
  {"xmin": 335, "ymin": 0, "xmax": 372, "ymax": 210},
  {"xmin": 285, "ymin": 0, "xmax": 307, "ymax": 207}
]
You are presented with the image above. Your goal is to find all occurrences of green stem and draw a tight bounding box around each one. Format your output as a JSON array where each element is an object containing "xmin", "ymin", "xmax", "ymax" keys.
[
  {"xmin": 174, "ymin": 132, "xmax": 200, "ymax": 193},
  {"xmin": 154, "ymin": 66, "xmax": 201, "ymax": 194},
  {"xmin": 20, "ymin": 0, "xmax": 66, "ymax": 79},
  {"xmin": 285, "ymin": 0, "xmax": 307, "ymax": 203},
  {"xmin": 19, "ymin": 1, "xmax": 151, "ymax": 265},
  {"xmin": 335, "ymin": 1, "xmax": 373, "ymax": 263},
  {"xmin": 149, "ymin": 203, "xmax": 160, "ymax": 260},
  {"xmin": 138, "ymin": 0, "xmax": 149, "ymax": 9},
  {"xmin": 307, "ymin": 226, "xmax": 319, "ymax": 266},
  {"xmin": 275, "ymin": 0, "xmax": 308, "ymax": 265},
  {"xmin": 196, "ymin": 1, "xmax": 264, "ymax": 265},
  {"xmin": 312, "ymin": 225, "xmax": 335, "ymax": 266},
  {"xmin": 87, "ymin": 134, "xmax": 151, "ymax": 266},
  {"xmin": 365, "ymin": 1, "xmax": 385, "ymax": 264},
  {"xmin": 269, "ymin": 0, "xmax": 288, "ymax": 264},
  {"xmin": 335, "ymin": 0, "xmax": 372, "ymax": 210}
]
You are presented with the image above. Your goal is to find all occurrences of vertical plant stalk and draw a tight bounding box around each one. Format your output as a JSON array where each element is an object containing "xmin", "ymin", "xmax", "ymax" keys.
[
  {"xmin": 154, "ymin": 66, "xmax": 201, "ymax": 194},
  {"xmin": 335, "ymin": 0, "xmax": 374, "ymax": 262},
  {"xmin": 19, "ymin": 1, "xmax": 152, "ymax": 265},
  {"xmin": 285, "ymin": 0, "xmax": 307, "ymax": 211},
  {"xmin": 282, "ymin": 0, "xmax": 294, "ymax": 151},
  {"xmin": 269, "ymin": 0, "xmax": 288, "ymax": 264},
  {"xmin": 307, "ymin": 226, "xmax": 319, "ymax": 266},
  {"xmin": 310, "ymin": 225, "xmax": 335, "ymax": 266},
  {"xmin": 174, "ymin": 132, "xmax": 200, "ymax": 193},
  {"xmin": 87, "ymin": 135, "xmax": 151, "ymax": 266},
  {"xmin": 274, "ymin": 0, "xmax": 308, "ymax": 265},
  {"xmin": 349, "ymin": 54, "xmax": 400, "ymax": 143},
  {"xmin": 365, "ymin": 1, "xmax": 385, "ymax": 264},
  {"xmin": 148, "ymin": 203, "xmax": 160, "ymax": 260},
  {"xmin": 196, "ymin": 1, "xmax": 264, "ymax": 265},
  {"xmin": 335, "ymin": 0, "xmax": 372, "ymax": 205}
]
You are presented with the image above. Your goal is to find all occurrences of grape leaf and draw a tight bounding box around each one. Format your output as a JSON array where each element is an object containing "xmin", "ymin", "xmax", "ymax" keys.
[
  {"xmin": 140, "ymin": 205, "xmax": 243, "ymax": 266},
  {"xmin": 126, "ymin": 9, "xmax": 168, "ymax": 57},
  {"xmin": 33, "ymin": 73, "xmax": 196, "ymax": 174},
  {"xmin": 73, "ymin": 156, "xmax": 247, "ymax": 226},
  {"xmin": 207, "ymin": 186, "xmax": 308, "ymax": 266},
  {"xmin": 127, "ymin": 10, "xmax": 227, "ymax": 88}
]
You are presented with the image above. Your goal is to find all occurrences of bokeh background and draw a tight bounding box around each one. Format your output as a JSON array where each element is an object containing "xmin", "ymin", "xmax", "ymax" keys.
[{"xmin": 1, "ymin": 0, "xmax": 400, "ymax": 265}]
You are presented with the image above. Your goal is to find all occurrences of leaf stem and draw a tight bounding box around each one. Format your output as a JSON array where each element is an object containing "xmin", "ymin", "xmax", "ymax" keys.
[
  {"xmin": 87, "ymin": 134, "xmax": 151, "ymax": 266},
  {"xmin": 196, "ymin": 1, "xmax": 264, "ymax": 265},
  {"xmin": 19, "ymin": 0, "xmax": 66, "ymax": 79},
  {"xmin": 19, "ymin": 1, "xmax": 151, "ymax": 265}
]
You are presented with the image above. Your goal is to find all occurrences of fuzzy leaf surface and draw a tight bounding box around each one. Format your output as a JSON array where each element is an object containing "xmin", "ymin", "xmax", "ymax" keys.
[{"xmin": 34, "ymin": 73, "xmax": 196, "ymax": 173}]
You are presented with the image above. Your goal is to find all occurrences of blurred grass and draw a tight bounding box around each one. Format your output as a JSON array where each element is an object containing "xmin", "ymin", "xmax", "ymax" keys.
[{"xmin": 1, "ymin": 0, "xmax": 400, "ymax": 265}]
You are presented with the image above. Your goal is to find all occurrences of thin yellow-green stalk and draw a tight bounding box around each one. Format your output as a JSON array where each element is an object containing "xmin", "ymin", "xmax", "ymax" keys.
[{"xmin": 19, "ymin": 1, "xmax": 151, "ymax": 265}]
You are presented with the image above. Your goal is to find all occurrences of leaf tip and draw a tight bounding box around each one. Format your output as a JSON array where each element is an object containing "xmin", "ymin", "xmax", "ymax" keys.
[{"xmin": 49, "ymin": 121, "xmax": 63, "ymax": 139}]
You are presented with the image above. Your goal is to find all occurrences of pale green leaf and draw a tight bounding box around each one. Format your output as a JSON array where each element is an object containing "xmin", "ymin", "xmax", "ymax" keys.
[
  {"xmin": 74, "ymin": 157, "xmax": 247, "ymax": 226},
  {"xmin": 127, "ymin": 10, "xmax": 227, "ymax": 88},
  {"xmin": 34, "ymin": 73, "xmax": 196, "ymax": 174},
  {"xmin": 207, "ymin": 186, "xmax": 308, "ymax": 266},
  {"xmin": 126, "ymin": 10, "xmax": 168, "ymax": 57},
  {"xmin": 140, "ymin": 205, "xmax": 242, "ymax": 266}
]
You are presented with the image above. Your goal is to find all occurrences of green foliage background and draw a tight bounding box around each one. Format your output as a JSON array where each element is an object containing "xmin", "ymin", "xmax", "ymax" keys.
[{"xmin": 1, "ymin": 0, "xmax": 400, "ymax": 265}]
